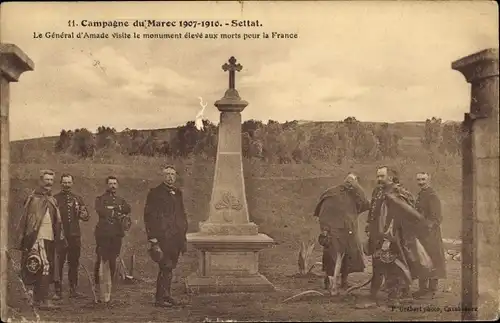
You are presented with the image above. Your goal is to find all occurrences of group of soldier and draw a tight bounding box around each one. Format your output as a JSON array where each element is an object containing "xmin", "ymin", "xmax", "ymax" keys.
[
  {"xmin": 14, "ymin": 163, "xmax": 446, "ymax": 311},
  {"xmin": 14, "ymin": 165, "xmax": 188, "ymax": 310},
  {"xmin": 315, "ymin": 166, "xmax": 446, "ymax": 307}
]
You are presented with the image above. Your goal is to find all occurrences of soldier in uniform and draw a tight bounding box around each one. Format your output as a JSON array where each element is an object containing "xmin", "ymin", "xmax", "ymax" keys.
[
  {"xmin": 413, "ymin": 172, "xmax": 446, "ymax": 299},
  {"xmin": 144, "ymin": 165, "xmax": 188, "ymax": 307},
  {"xmin": 365, "ymin": 166, "xmax": 432, "ymax": 306},
  {"xmin": 15, "ymin": 169, "xmax": 66, "ymax": 310},
  {"xmin": 53, "ymin": 173, "xmax": 90, "ymax": 300},
  {"xmin": 93, "ymin": 175, "xmax": 131, "ymax": 304}
]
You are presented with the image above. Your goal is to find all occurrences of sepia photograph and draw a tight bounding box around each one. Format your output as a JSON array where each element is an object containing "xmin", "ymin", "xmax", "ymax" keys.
[{"xmin": 0, "ymin": 1, "xmax": 498, "ymax": 322}]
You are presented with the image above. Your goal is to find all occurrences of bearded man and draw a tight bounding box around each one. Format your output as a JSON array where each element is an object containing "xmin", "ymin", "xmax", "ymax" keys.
[
  {"xmin": 313, "ymin": 173, "xmax": 370, "ymax": 292},
  {"xmin": 365, "ymin": 166, "xmax": 433, "ymax": 306},
  {"xmin": 413, "ymin": 172, "xmax": 446, "ymax": 299},
  {"xmin": 144, "ymin": 165, "xmax": 188, "ymax": 307},
  {"xmin": 15, "ymin": 169, "xmax": 67, "ymax": 310},
  {"xmin": 53, "ymin": 173, "xmax": 90, "ymax": 299}
]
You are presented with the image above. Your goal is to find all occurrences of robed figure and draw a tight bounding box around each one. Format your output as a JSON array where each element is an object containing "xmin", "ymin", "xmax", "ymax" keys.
[
  {"xmin": 313, "ymin": 174, "xmax": 370, "ymax": 289},
  {"xmin": 366, "ymin": 167, "xmax": 433, "ymax": 306},
  {"xmin": 15, "ymin": 170, "xmax": 66, "ymax": 309},
  {"xmin": 144, "ymin": 165, "xmax": 188, "ymax": 307}
]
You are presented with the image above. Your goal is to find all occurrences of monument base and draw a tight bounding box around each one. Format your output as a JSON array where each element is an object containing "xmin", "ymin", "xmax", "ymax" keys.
[
  {"xmin": 186, "ymin": 232, "xmax": 275, "ymax": 294},
  {"xmin": 186, "ymin": 274, "xmax": 275, "ymax": 294}
]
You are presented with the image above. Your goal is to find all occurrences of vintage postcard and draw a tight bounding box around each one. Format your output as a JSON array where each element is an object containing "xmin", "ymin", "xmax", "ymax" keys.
[{"xmin": 0, "ymin": 1, "xmax": 498, "ymax": 322}]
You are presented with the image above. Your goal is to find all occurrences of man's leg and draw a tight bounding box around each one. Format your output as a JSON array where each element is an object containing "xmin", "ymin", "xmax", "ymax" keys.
[
  {"xmin": 340, "ymin": 255, "xmax": 350, "ymax": 289},
  {"xmin": 155, "ymin": 263, "xmax": 170, "ymax": 306},
  {"xmin": 35, "ymin": 240, "xmax": 58, "ymax": 309},
  {"xmin": 109, "ymin": 236, "xmax": 122, "ymax": 282},
  {"xmin": 413, "ymin": 278, "xmax": 430, "ymax": 299},
  {"xmin": 370, "ymin": 260, "xmax": 385, "ymax": 302},
  {"xmin": 322, "ymin": 248, "xmax": 334, "ymax": 290},
  {"xmin": 94, "ymin": 240, "xmax": 102, "ymax": 286},
  {"xmin": 68, "ymin": 236, "xmax": 82, "ymax": 297},
  {"xmin": 156, "ymin": 248, "xmax": 182, "ymax": 306},
  {"xmin": 53, "ymin": 243, "xmax": 67, "ymax": 300},
  {"xmin": 33, "ymin": 275, "xmax": 50, "ymax": 306},
  {"xmin": 427, "ymin": 278, "xmax": 438, "ymax": 298},
  {"xmin": 385, "ymin": 264, "xmax": 401, "ymax": 305}
]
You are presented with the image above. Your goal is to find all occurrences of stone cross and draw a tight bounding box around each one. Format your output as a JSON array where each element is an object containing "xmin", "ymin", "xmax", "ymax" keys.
[
  {"xmin": 0, "ymin": 43, "xmax": 34, "ymax": 321},
  {"xmin": 452, "ymin": 48, "xmax": 499, "ymax": 321},
  {"xmin": 222, "ymin": 56, "xmax": 242, "ymax": 90}
]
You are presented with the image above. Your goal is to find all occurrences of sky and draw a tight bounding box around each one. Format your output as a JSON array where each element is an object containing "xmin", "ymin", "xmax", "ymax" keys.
[{"xmin": 1, "ymin": 1, "xmax": 498, "ymax": 140}]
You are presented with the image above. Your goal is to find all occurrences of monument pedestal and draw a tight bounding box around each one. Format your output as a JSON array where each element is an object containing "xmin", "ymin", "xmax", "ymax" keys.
[
  {"xmin": 186, "ymin": 57, "xmax": 275, "ymax": 294},
  {"xmin": 186, "ymin": 233, "xmax": 275, "ymax": 293}
]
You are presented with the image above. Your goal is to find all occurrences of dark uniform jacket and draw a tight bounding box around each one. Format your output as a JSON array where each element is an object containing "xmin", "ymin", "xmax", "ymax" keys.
[
  {"xmin": 415, "ymin": 186, "xmax": 446, "ymax": 279},
  {"xmin": 94, "ymin": 190, "xmax": 131, "ymax": 238},
  {"xmin": 144, "ymin": 183, "xmax": 188, "ymax": 252},
  {"xmin": 54, "ymin": 190, "xmax": 89, "ymax": 237}
]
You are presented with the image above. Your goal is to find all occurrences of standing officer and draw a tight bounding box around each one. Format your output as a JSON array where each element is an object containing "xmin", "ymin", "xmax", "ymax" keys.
[
  {"xmin": 15, "ymin": 169, "xmax": 66, "ymax": 310},
  {"xmin": 413, "ymin": 172, "xmax": 446, "ymax": 299},
  {"xmin": 53, "ymin": 173, "xmax": 90, "ymax": 300},
  {"xmin": 144, "ymin": 165, "xmax": 188, "ymax": 307},
  {"xmin": 94, "ymin": 175, "xmax": 132, "ymax": 304}
]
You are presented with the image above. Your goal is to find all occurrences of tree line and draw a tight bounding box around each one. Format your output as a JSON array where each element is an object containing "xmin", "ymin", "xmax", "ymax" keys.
[{"xmin": 53, "ymin": 117, "xmax": 463, "ymax": 164}]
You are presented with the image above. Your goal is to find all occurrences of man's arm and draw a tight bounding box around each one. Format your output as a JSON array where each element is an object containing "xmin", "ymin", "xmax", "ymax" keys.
[
  {"xmin": 350, "ymin": 182, "xmax": 370, "ymax": 214},
  {"xmin": 143, "ymin": 190, "xmax": 159, "ymax": 243},
  {"xmin": 426, "ymin": 192, "xmax": 442, "ymax": 229},
  {"xmin": 95, "ymin": 195, "xmax": 106, "ymax": 219},
  {"xmin": 76, "ymin": 195, "xmax": 90, "ymax": 221},
  {"xmin": 179, "ymin": 190, "xmax": 188, "ymax": 234},
  {"xmin": 14, "ymin": 195, "xmax": 32, "ymax": 251},
  {"xmin": 121, "ymin": 198, "xmax": 132, "ymax": 215}
]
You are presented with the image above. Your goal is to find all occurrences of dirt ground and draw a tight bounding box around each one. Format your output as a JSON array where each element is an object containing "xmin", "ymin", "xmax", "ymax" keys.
[{"xmin": 9, "ymin": 242, "xmax": 491, "ymax": 323}]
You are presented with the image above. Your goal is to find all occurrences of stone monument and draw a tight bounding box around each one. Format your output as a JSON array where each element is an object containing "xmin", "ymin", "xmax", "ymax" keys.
[
  {"xmin": 452, "ymin": 48, "xmax": 499, "ymax": 321},
  {"xmin": 0, "ymin": 44, "xmax": 35, "ymax": 321},
  {"xmin": 186, "ymin": 57, "xmax": 275, "ymax": 293}
]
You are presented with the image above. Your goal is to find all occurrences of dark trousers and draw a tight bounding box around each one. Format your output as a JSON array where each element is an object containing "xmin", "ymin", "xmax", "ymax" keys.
[
  {"xmin": 33, "ymin": 240, "xmax": 55, "ymax": 303},
  {"xmin": 155, "ymin": 243, "xmax": 181, "ymax": 302},
  {"xmin": 156, "ymin": 265, "xmax": 173, "ymax": 302},
  {"xmin": 371, "ymin": 259, "xmax": 408, "ymax": 300},
  {"xmin": 419, "ymin": 278, "xmax": 439, "ymax": 291},
  {"xmin": 55, "ymin": 235, "xmax": 81, "ymax": 293},
  {"xmin": 94, "ymin": 235, "xmax": 122, "ymax": 285}
]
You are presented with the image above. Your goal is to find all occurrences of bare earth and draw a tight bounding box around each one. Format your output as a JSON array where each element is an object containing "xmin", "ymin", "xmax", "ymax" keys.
[
  {"xmin": 6, "ymin": 161, "xmax": 498, "ymax": 322},
  {"xmin": 8, "ymin": 244, "xmax": 469, "ymax": 322}
]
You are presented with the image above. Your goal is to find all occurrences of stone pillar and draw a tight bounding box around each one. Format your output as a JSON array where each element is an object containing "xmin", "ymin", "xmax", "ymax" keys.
[
  {"xmin": 186, "ymin": 57, "xmax": 275, "ymax": 293},
  {"xmin": 452, "ymin": 48, "xmax": 499, "ymax": 320},
  {"xmin": 0, "ymin": 44, "xmax": 34, "ymax": 321}
]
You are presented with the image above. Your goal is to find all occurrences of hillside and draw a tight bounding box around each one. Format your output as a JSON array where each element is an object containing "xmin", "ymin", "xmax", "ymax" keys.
[{"xmin": 10, "ymin": 120, "xmax": 427, "ymax": 155}]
